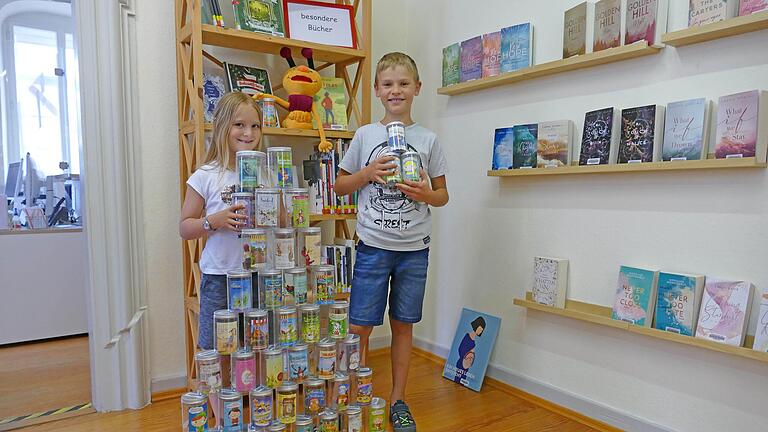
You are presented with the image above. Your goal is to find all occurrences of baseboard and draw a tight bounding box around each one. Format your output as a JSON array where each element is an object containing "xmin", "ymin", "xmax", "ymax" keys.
[
  {"xmin": 150, "ymin": 373, "xmax": 187, "ymax": 400},
  {"xmin": 412, "ymin": 337, "xmax": 673, "ymax": 432}
]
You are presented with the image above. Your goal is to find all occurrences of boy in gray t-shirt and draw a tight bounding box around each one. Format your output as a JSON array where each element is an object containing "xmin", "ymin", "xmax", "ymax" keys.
[{"xmin": 335, "ymin": 52, "xmax": 449, "ymax": 432}]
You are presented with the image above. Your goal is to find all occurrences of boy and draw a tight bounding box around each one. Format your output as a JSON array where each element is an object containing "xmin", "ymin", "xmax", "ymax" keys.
[{"xmin": 334, "ymin": 52, "xmax": 449, "ymax": 431}]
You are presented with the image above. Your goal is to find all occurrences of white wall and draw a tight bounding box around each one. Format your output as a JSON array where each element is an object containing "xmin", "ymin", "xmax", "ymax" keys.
[{"xmin": 404, "ymin": 1, "xmax": 768, "ymax": 431}]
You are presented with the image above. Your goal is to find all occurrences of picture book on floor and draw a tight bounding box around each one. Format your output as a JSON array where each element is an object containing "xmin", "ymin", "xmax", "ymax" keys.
[
  {"xmin": 537, "ymin": 120, "xmax": 573, "ymax": 167},
  {"xmin": 625, "ymin": 0, "xmax": 667, "ymax": 45},
  {"xmin": 563, "ymin": 2, "xmax": 592, "ymax": 58},
  {"xmin": 654, "ymin": 272, "xmax": 705, "ymax": 336},
  {"xmin": 482, "ymin": 32, "xmax": 501, "ymax": 78},
  {"xmin": 442, "ymin": 308, "xmax": 501, "ymax": 392},
  {"xmin": 662, "ymin": 98, "xmax": 709, "ymax": 161},
  {"xmin": 617, "ymin": 104, "xmax": 664, "ymax": 163},
  {"xmin": 611, "ymin": 266, "xmax": 659, "ymax": 327},
  {"xmin": 512, "ymin": 124, "xmax": 538, "ymax": 169},
  {"xmin": 594, "ymin": 0, "xmax": 622, "ymax": 52},
  {"xmin": 442, "ymin": 43, "xmax": 461, "ymax": 87},
  {"xmin": 460, "ymin": 36, "xmax": 483, "ymax": 82},
  {"xmin": 695, "ymin": 279, "xmax": 754, "ymax": 346},
  {"xmin": 492, "ymin": 127, "xmax": 515, "ymax": 170},
  {"xmin": 532, "ymin": 257, "xmax": 569, "ymax": 308},
  {"xmin": 753, "ymin": 287, "xmax": 768, "ymax": 352},
  {"xmin": 580, "ymin": 107, "xmax": 616, "ymax": 165},
  {"xmin": 501, "ymin": 23, "xmax": 533, "ymax": 73},
  {"xmin": 689, "ymin": 0, "xmax": 739, "ymax": 27},
  {"xmin": 714, "ymin": 90, "xmax": 768, "ymax": 160}
]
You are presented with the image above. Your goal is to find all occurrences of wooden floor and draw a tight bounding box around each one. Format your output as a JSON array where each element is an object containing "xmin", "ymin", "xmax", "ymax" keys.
[
  {"xmin": 11, "ymin": 346, "xmax": 603, "ymax": 431},
  {"xmin": 0, "ymin": 336, "xmax": 91, "ymax": 420}
]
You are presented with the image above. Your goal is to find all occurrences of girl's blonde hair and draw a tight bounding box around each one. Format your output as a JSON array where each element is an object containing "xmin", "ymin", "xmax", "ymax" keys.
[
  {"xmin": 375, "ymin": 52, "xmax": 420, "ymax": 84},
  {"xmin": 202, "ymin": 91, "xmax": 263, "ymax": 170}
]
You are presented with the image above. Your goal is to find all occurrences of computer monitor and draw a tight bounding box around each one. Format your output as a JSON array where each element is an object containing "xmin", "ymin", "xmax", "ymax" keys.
[{"xmin": 4, "ymin": 160, "xmax": 22, "ymax": 198}]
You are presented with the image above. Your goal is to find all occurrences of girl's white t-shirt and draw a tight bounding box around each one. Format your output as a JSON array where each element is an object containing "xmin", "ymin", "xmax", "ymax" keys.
[{"xmin": 186, "ymin": 163, "xmax": 241, "ymax": 275}]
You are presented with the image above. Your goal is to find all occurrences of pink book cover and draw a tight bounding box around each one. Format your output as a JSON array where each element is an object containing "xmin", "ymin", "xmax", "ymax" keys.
[
  {"xmin": 739, "ymin": 0, "xmax": 768, "ymax": 15},
  {"xmin": 482, "ymin": 32, "xmax": 501, "ymax": 78},
  {"xmin": 715, "ymin": 90, "xmax": 760, "ymax": 158},
  {"xmin": 626, "ymin": 0, "xmax": 659, "ymax": 45},
  {"xmin": 695, "ymin": 279, "xmax": 753, "ymax": 346}
]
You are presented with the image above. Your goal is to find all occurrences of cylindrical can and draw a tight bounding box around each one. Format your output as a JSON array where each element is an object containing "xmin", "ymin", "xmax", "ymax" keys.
[
  {"xmin": 242, "ymin": 228, "xmax": 268, "ymax": 270},
  {"xmin": 268, "ymin": 146, "xmax": 294, "ymax": 188},
  {"xmin": 369, "ymin": 397, "xmax": 387, "ymax": 432},
  {"xmin": 255, "ymin": 188, "xmax": 281, "ymax": 227},
  {"xmin": 262, "ymin": 98, "xmax": 280, "ymax": 128},
  {"xmin": 249, "ymin": 385, "xmax": 274, "ymax": 427},
  {"xmin": 342, "ymin": 334, "xmax": 360, "ymax": 373},
  {"xmin": 328, "ymin": 302, "xmax": 349, "ymax": 340},
  {"xmin": 331, "ymin": 372, "xmax": 350, "ymax": 412},
  {"xmin": 232, "ymin": 192, "xmax": 254, "ymax": 229},
  {"xmin": 214, "ymin": 309, "xmax": 239, "ymax": 355},
  {"xmin": 264, "ymin": 346, "xmax": 284, "ymax": 388},
  {"xmin": 400, "ymin": 150, "xmax": 422, "ymax": 182},
  {"xmin": 236, "ymin": 150, "xmax": 266, "ymax": 193},
  {"xmin": 232, "ymin": 349, "xmax": 257, "ymax": 394},
  {"xmin": 296, "ymin": 227, "xmax": 322, "ymax": 267},
  {"xmin": 383, "ymin": 150, "xmax": 403, "ymax": 186},
  {"xmin": 227, "ymin": 269, "xmax": 252, "ymax": 311},
  {"xmin": 278, "ymin": 306, "xmax": 298, "ymax": 347},
  {"xmin": 276, "ymin": 382, "xmax": 299, "ymax": 424},
  {"xmin": 267, "ymin": 421, "xmax": 287, "ymax": 431},
  {"xmin": 311, "ymin": 265, "xmax": 336, "ymax": 305},
  {"xmin": 219, "ymin": 389, "xmax": 244, "ymax": 432},
  {"xmin": 195, "ymin": 350, "xmax": 221, "ymax": 396},
  {"xmin": 355, "ymin": 367, "xmax": 373, "ymax": 406},
  {"xmin": 319, "ymin": 410, "xmax": 339, "ymax": 432},
  {"xmin": 345, "ymin": 405, "xmax": 363, "ymax": 432},
  {"xmin": 284, "ymin": 267, "xmax": 307, "ymax": 306},
  {"xmin": 317, "ymin": 338, "xmax": 336, "ymax": 380},
  {"xmin": 283, "ymin": 187, "xmax": 309, "ymax": 228},
  {"xmin": 295, "ymin": 414, "xmax": 313, "ymax": 432},
  {"xmin": 385, "ymin": 121, "xmax": 407, "ymax": 153},
  {"xmin": 288, "ymin": 342, "xmax": 309, "ymax": 383},
  {"xmin": 244, "ymin": 309, "xmax": 269, "ymax": 350},
  {"xmin": 299, "ymin": 304, "xmax": 320, "ymax": 343},
  {"xmin": 259, "ymin": 269, "xmax": 283, "ymax": 309},
  {"xmin": 303, "ymin": 377, "xmax": 326, "ymax": 417},
  {"xmin": 273, "ymin": 228, "xmax": 296, "ymax": 270},
  {"xmin": 181, "ymin": 392, "xmax": 209, "ymax": 432}
]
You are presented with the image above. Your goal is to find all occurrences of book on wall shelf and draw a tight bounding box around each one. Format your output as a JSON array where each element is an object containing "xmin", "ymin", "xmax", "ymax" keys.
[
  {"xmin": 688, "ymin": 0, "xmax": 739, "ymax": 27},
  {"xmin": 579, "ymin": 107, "xmax": 617, "ymax": 165},
  {"xmin": 563, "ymin": 2, "xmax": 594, "ymax": 58},
  {"xmin": 481, "ymin": 32, "xmax": 501, "ymax": 78},
  {"xmin": 312, "ymin": 77, "xmax": 348, "ymax": 131},
  {"xmin": 662, "ymin": 98, "xmax": 710, "ymax": 161},
  {"xmin": 537, "ymin": 120, "xmax": 572, "ymax": 168},
  {"xmin": 611, "ymin": 266, "xmax": 659, "ymax": 327},
  {"xmin": 224, "ymin": 62, "xmax": 272, "ymax": 96},
  {"xmin": 695, "ymin": 279, "xmax": 754, "ymax": 347},
  {"xmin": 739, "ymin": 0, "xmax": 768, "ymax": 16},
  {"xmin": 593, "ymin": 0, "xmax": 622, "ymax": 52},
  {"xmin": 625, "ymin": 0, "xmax": 667, "ymax": 46},
  {"xmin": 617, "ymin": 104, "xmax": 665, "ymax": 163},
  {"xmin": 653, "ymin": 272, "xmax": 705, "ymax": 336},
  {"xmin": 460, "ymin": 36, "xmax": 483, "ymax": 82},
  {"xmin": 512, "ymin": 124, "xmax": 538, "ymax": 169},
  {"xmin": 532, "ymin": 257, "xmax": 569, "ymax": 308},
  {"xmin": 501, "ymin": 22, "xmax": 533, "ymax": 73},
  {"xmin": 491, "ymin": 127, "xmax": 514, "ymax": 170},
  {"xmin": 442, "ymin": 43, "xmax": 460, "ymax": 87},
  {"xmin": 714, "ymin": 90, "xmax": 768, "ymax": 161},
  {"xmin": 753, "ymin": 287, "xmax": 768, "ymax": 352}
]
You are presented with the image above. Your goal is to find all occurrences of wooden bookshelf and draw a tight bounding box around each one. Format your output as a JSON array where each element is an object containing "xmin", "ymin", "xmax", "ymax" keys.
[
  {"xmin": 662, "ymin": 11, "xmax": 768, "ymax": 47},
  {"xmin": 514, "ymin": 293, "xmax": 767, "ymax": 364},
  {"xmin": 487, "ymin": 157, "xmax": 767, "ymax": 177},
  {"xmin": 309, "ymin": 213, "xmax": 357, "ymax": 222},
  {"xmin": 437, "ymin": 41, "xmax": 662, "ymax": 96},
  {"xmin": 199, "ymin": 122, "xmax": 355, "ymax": 139}
]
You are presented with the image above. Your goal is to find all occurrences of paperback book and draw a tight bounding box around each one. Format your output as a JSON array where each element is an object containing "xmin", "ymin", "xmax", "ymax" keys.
[
  {"xmin": 662, "ymin": 98, "xmax": 709, "ymax": 161},
  {"xmin": 617, "ymin": 104, "xmax": 665, "ymax": 163},
  {"xmin": 739, "ymin": 0, "xmax": 768, "ymax": 16},
  {"xmin": 491, "ymin": 127, "xmax": 515, "ymax": 170},
  {"xmin": 537, "ymin": 120, "xmax": 572, "ymax": 167},
  {"xmin": 563, "ymin": 2, "xmax": 593, "ymax": 58},
  {"xmin": 482, "ymin": 32, "xmax": 501, "ymax": 78},
  {"xmin": 442, "ymin": 43, "xmax": 460, "ymax": 87},
  {"xmin": 313, "ymin": 77, "xmax": 348, "ymax": 131},
  {"xmin": 653, "ymin": 272, "xmax": 705, "ymax": 336},
  {"xmin": 689, "ymin": 0, "xmax": 739, "ymax": 27},
  {"xmin": 579, "ymin": 107, "xmax": 616, "ymax": 165},
  {"xmin": 501, "ymin": 23, "xmax": 533, "ymax": 73},
  {"xmin": 625, "ymin": 0, "xmax": 668, "ymax": 45},
  {"xmin": 695, "ymin": 279, "xmax": 754, "ymax": 346},
  {"xmin": 203, "ymin": 73, "xmax": 227, "ymax": 123},
  {"xmin": 714, "ymin": 90, "xmax": 768, "ymax": 160},
  {"xmin": 753, "ymin": 287, "xmax": 768, "ymax": 352},
  {"xmin": 224, "ymin": 62, "xmax": 272, "ymax": 96},
  {"xmin": 442, "ymin": 308, "xmax": 501, "ymax": 392},
  {"xmin": 612, "ymin": 266, "xmax": 659, "ymax": 327},
  {"xmin": 512, "ymin": 124, "xmax": 538, "ymax": 169},
  {"xmin": 532, "ymin": 257, "xmax": 569, "ymax": 308},
  {"xmin": 594, "ymin": 0, "xmax": 622, "ymax": 52},
  {"xmin": 460, "ymin": 36, "xmax": 483, "ymax": 82}
]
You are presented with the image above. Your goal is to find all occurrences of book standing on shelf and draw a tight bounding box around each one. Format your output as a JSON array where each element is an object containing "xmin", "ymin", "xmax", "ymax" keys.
[
  {"xmin": 492, "ymin": 127, "xmax": 514, "ymax": 170},
  {"xmin": 739, "ymin": 0, "xmax": 768, "ymax": 16},
  {"xmin": 662, "ymin": 98, "xmax": 709, "ymax": 161},
  {"xmin": 625, "ymin": 0, "xmax": 667, "ymax": 45},
  {"xmin": 481, "ymin": 32, "xmax": 501, "ymax": 78},
  {"xmin": 653, "ymin": 272, "xmax": 705, "ymax": 336},
  {"xmin": 500, "ymin": 23, "xmax": 533, "ymax": 73},
  {"xmin": 611, "ymin": 266, "xmax": 659, "ymax": 327},
  {"xmin": 532, "ymin": 257, "xmax": 569, "ymax": 308},
  {"xmin": 203, "ymin": 73, "xmax": 227, "ymax": 122},
  {"xmin": 225, "ymin": 62, "xmax": 272, "ymax": 96},
  {"xmin": 442, "ymin": 43, "xmax": 460, "ymax": 87},
  {"xmin": 695, "ymin": 279, "xmax": 754, "ymax": 346},
  {"xmin": 563, "ymin": 2, "xmax": 593, "ymax": 58},
  {"xmin": 714, "ymin": 90, "xmax": 768, "ymax": 160},
  {"xmin": 306, "ymin": 140, "xmax": 357, "ymax": 215},
  {"xmin": 753, "ymin": 287, "xmax": 768, "ymax": 352},
  {"xmin": 536, "ymin": 120, "xmax": 572, "ymax": 168},
  {"xmin": 593, "ymin": 0, "xmax": 622, "ymax": 52},
  {"xmin": 233, "ymin": 0, "xmax": 274, "ymax": 33},
  {"xmin": 460, "ymin": 36, "xmax": 483, "ymax": 82},
  {"xmin": 312, "ymin": 77, "xmax": 348, "ymax": 131},
  {"xmin": 617, "ymin": 104, "xmax": 665, "ymax": 163},
  {"xmin": 579, "ymin": 107, "xmax": 617, "ymax": 165},
  {"xmin": 512, "ymin": 124, "xmax": 537, "ymax": 169},
  {"xmin": 688, "ymin": 0, "xmax": 739, "ymax": 27}
]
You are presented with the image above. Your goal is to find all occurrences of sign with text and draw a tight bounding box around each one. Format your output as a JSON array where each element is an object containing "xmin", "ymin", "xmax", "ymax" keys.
[{"xmin": 284, "ymin": 0, "xmax": 357, "ymax": 48}]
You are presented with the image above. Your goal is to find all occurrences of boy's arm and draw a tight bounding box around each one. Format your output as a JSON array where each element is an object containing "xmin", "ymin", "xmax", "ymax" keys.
[
  {"xmin": 396, "ymin": 170, "xmax": 449, "ymax": 207},
  {"xmin": 334, "ymin": 156, "xmax": 398, "ymax": 196}
]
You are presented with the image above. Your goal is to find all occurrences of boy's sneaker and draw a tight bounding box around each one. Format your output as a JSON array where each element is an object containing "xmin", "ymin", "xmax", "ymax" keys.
[{"xmin": 390, "ymin": 400, "xmax": 417, "ymax": 432}]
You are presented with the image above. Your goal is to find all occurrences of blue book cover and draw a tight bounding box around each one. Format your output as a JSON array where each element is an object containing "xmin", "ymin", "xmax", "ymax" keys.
[
  {"xmin": 654, "ymin": 272, "xmax": 705, "ymax": 336},
  {"xmin": 512, "ymin": 124, "xmax": 538, "ymax": 169},
  {"xmin": 612, "ymin": 266, "xmax": 658, "ymax": 327},
  {"xmin": 442, "ymin": 308, "xmax": 501, "ymax": 392},
  {"xmin": 492, "ymin": 127, "xmax": 514, "ymax": 169},
  {"xmin": 501, "ymin": 23, "xmax": 532, "ymax": 73},
  {"xmin": 460, "ymin": 36, "xmax": 482, "ymax": 82},
  {"xmin": 662, "ymin": 98, "xmax": 708, "ymax": 161}
]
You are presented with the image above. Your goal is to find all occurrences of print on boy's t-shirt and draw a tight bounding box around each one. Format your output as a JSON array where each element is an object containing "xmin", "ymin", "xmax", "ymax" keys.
[{"xmin": 364, "ymin": 141, "xmax": 422, "ymax": 232}]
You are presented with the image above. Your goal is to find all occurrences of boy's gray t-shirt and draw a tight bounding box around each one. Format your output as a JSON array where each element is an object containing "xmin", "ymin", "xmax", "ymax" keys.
[{"xmin": 339, "ymin": 122, "xmax": 448, "ymax": 251}]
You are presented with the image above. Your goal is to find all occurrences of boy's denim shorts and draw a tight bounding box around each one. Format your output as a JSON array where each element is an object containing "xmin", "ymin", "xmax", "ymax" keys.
[
  {"xmin": 349, "ymin": 241, "xmax": 429, "ymax": 326},
  {"xmin": 198, "ymin": 273, "xmax": 227, "ymax": 350}
]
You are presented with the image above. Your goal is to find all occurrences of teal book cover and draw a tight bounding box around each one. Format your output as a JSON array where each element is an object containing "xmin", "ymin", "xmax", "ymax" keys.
[
  {"xmin": 442, "ymin": 43, "xmax": 460, "ymax": 87},
  {"xmin": 654, "ymin": 272, "xmax": 704, "ymax": 336},
  {"xmin": 501, "ymin": 23, "xmax": 532, "ymax": 73},
  {"xmin": 612, "ymin": 266, "xmax": 658, "ymax": 326},
  {"xmin": 233, "ymin": 0, "xmax": 274, "ymax": 34},
  {"xmin": 512, "ymin": 124, "xmax": 537, "ymax": 169}
]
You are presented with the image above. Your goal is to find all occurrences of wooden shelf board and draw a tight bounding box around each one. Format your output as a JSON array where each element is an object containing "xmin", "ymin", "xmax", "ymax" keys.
[
  {"xmin": 201, "ymin": 24, "xmax": 365, "ymax": 64},
  {"xmin": 488, "ymin": 157, "xmax": 767, "ymax": 177},
  {"xmin": 437, "ymin": 41, "xmax": 661, "ymax": 96},
  {"xmin": 662, "ymin": 11, "xmax": 768, "ymax": 47},
  {"xmin": 203, "ymin": 123, "xmax": 355, "ymax": 139},
  {"xmin": 514, "ymin": 294, "xmax": 768, "ymax": 364},
  {"xmin": 309, "ymin": 213, "xmax": 357, "ymax": 222}
]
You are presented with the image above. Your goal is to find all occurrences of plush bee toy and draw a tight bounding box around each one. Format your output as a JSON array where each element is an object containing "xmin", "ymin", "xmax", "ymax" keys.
[{"xmin": 254, "ymin": 47, "xmax": 333, "ymax": 152}]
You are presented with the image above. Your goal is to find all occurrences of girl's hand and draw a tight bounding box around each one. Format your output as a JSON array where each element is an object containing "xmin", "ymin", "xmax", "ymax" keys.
[
  {"xmin": 363, "ymin": 155, "xmax": 398, "ymax": 184},
  {"xmin": 396, "ymin": 169, "xmax": 431, "ymax": 203},
  {"xmin": 207, "ymin": 203, "xmax": 246, "ymax": 232}
]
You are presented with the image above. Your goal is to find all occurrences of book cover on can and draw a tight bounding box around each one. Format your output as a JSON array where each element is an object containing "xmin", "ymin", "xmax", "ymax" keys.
[
  {"xmin": 753, "ymin": 288, "xmax": 768, "ymax": 352},
  {"xmin": 460, "ymin": 36, "xmax": 482, "ymax": 82},
  {"xmin": 501, "ymin": 23, "xmax": 533, "ymax": 73},
  {"xmin": 653, "ymin": 272, "xmax": 705, "ymax": 336},
  {"xmin": 714, "ymin": 90, "xmax": 765, "ymax": 159},
  {"xmin": 695, "ymin": 279, "xmax": 754, "ymax": 346},
  {"xmin": 312, "ymin": 77, "xmax": 348, "ymax": 131},
  {"xmin": 537, "ymin": 120, "xmax": 572, "ymax": 167},
  {"xmin": 625, "ymin": 0, "xmax": 667, "ymax": 45},
  {"xmin": 442, "ymin": 43, "xmax": 460, "ymax": 87},
  {"xmin": 579, "ymin": 107, "xmax": 615, "ymax": 165},
  {"xmin": 662, "ymin": 98, "xmax": 708, "ymax": 161},
  {"xmin": 512, "ymin": 124, "xmax": 538, "ymax": 169},
  {"xmin": 739, "ymin": 0, "xmax": 768, "ymax": 16},
  {"xmin": 482, "ymin": 32, "xmax": 501, "ymax": 78},
  {"xmin": 442, "ymin": 308, "xmax": 501, "ymax": 392},
  {"xmin": 563, "ymin": 2, "xmax": 589, "ymax": 58},
  {"xmin": 611, "ymin": 266, "xmax": 659, "ymax": 327},
  {"xmin": 617, "ymin": 104, "xmax": 663, "ymax": 163},
  {"xmin": 492, "ymin": 127, "xmax": 515, "ymax": 170},
  {"xmin": 594, "ymin": 0, "xmax": 622, "ymax": 52},
  {"xmin": 689, "ymin": 0, "xmax": 738, "ymax": 27},
  {"xmin": 532, "ymin": 257, "xmax": 569, "ymax": 308}
]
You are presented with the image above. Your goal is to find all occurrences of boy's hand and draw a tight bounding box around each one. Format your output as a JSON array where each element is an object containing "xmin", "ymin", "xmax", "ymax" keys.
[
  {"xmin": 207, "ymin": 203, "xmax": 246, "ymax": 232},
  {"xmin": 364, "ymin": 155, "xmax": 398, "ymax": 184},
  {"xmin": 396, "ymin": 169, "xmax": 431, "ymax": 203}
]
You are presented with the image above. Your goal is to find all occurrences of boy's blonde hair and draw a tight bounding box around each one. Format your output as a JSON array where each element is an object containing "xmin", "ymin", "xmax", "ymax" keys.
[
  {"xmin": 375, "ymin": 52, "xmax": 420, "ymax": 84},
  {"xmin": 202, "ymin": 91, "xmax": 263, "ymax": 170}
]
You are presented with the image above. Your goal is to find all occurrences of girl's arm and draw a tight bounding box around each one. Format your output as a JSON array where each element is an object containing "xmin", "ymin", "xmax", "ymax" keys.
[{"xmin": 179, "ymin": 186, "xmax": 245, "ymax": 239}]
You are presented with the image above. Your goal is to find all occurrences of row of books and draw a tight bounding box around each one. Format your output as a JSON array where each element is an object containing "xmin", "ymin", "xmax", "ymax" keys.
[
  {"xmin": 322, "ymin": 238, "xmax": 355, "ymax": 294},
  {"xmin": 304, "ymin": 140, "xmax": 358, "ymax": 215},
  {"xmin": 202, "ymin": 0, "xmax": 286, "ymax": 37},
  {"xmin": 491, "ymin": 89, "xmax": 768, "ymax": 169},
  {"xmin": 532, "ymin": 257, "xmax": 768, "ymax": 352}
]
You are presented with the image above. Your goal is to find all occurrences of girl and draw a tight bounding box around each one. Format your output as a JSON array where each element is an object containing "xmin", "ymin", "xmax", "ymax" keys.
[{"xmin": 180, "ymin": 91, "xmax": 263, "ymax": 349}]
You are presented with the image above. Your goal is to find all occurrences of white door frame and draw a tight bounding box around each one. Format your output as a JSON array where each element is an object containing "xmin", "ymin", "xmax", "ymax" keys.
[{"xmin": 74, "ymin": 0, "xmax": 150, "ymax": 411}]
